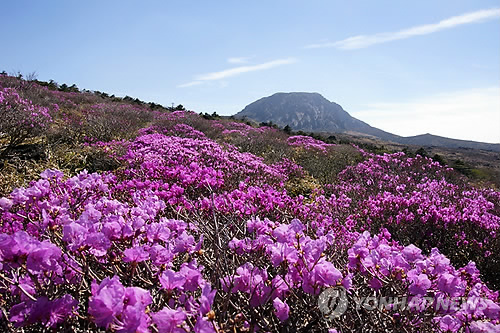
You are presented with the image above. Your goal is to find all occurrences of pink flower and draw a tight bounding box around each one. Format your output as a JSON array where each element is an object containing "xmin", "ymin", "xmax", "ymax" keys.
[
  {"xmin": 123, "ymin": 246, "xmax": 150, "ymax": 263},
  {"xmin": 408, "ymin": 273, "xmax": 431, "ymax": 296},
  {"xmin": 273, "ymin": 298, "xmax": 290, "ymax": 322},
  {"xmin": 88, "ymin": 276, "xmax": 126, "ymax": 329},
  {"xmin": 0, "ymin": 197, "xmax": 13, "ymax": 210},
  {"xmin": 438, "ymin": 315, "xmax": 461, "ymax": 332},
  {"xmin": 194, "ymin": 317, "xmax": 217, "ymax": 332},
  {"xmin": 152, "ymin": 308, "xmax": 187, "ymax": 333},
  {"xmin": 159, "ymin": 269, "xmax": 186, "ymax": 291}
]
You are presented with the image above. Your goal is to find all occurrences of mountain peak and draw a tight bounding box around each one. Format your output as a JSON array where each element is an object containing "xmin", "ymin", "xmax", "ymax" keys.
[
  {"xmin": 234, "ymin": 93, "xmax": 500, "ymax": 152},
  {"xmin": 235, "ymin": 91, "xmax": 382, "ymax": 134},
  {"xmin": 270, "ymin": 91, "xmax": 324, "ymax": 98},
  {"xmin": 267, "ymin": 92, "xmax": 334, "ymax": 104}
]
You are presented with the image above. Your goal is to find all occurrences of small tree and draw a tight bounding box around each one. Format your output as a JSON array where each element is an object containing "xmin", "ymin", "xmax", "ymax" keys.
[
  {"xmin": 432, "ymin": 153, "xmax": 446, "ymax": 166},
  {"xmin": 25, "ymin": 71, "xmax": 38, "ymax": 81},
  {"xmin": 415, "ymin": 147, "xmax": 428, "ymax": 157},
  {"xmin": 0, "ymin": 88, "xmax": 52, "ymax": 156},
  {"xmin": 47, "ymin": 79, "xmax": 58, "ymax": 90},
  {"xmin": 68, "ymin": 84, "xmax": 79, "ymax": 93}
]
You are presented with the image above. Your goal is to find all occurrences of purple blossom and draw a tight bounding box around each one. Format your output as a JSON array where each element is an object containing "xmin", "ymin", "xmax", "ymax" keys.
[
  {"xmin": 47, "ymin": 295, "xmax": 79, "ymax": 327},
  {"xmin": 9, "ymin": 295, "xmax": 77, "ymax": 328},
  {"xmin": 438, "ymin": 315, "xmax": 461, "ymax": 332},
  {"xmin": 152, "ymin": 308, "xmax": 187, "ymax": 333},
  {"xmin": 85, "ymin": 232, "xmax": 111, "ymax": 257},
  {"xmin": 303, "ymin": 260, "xmax": 342, "ymax": 294},
  {"xmin": 159, "ymin": 269, "xmax": 186, "ymax": 291},
  {"xmin": 114, "ymin": 306, "xmax": 151, "ymax": 333},
  {"xmin": 273, "ymin": 298, "xmax": 290, "ymax": 322},
  {"xmin": 437, "ymin": 273, "xmax": 465, "ymax": 297},
  {"xmin": 148, "ymin": 244, "xmax": 174, "ymax": 266},
  {"xmin": 287, "ymin": 135, "xmax": 334, "ymax": 153},
  {"xmin": 402, "ymin": 244, "xmax": 423, "ymax": 262},
  {"xmin": 271, "ymin": 275, "xmax": 290, "ymax": 299},
  {"xmin": 114, "ymin": 287, "xmax": 152, "ymax": 333},
  {"xmin": 369, "ymin": 277, "xmax": 383, "ymax": 291},
  {"xmin": 194, "ymin": 316, "xmax": 217, "ymax": 333},
  {"xmin": 62, "ymin": 222, "xmax": 88, "ymax": 251},
  {"xmin": 469, "ymin": 321, "xmax": 500, "ymax": 333},
  {"xmin": 269, "ymin": 243, "xmax": 298, "ymax": 266},
  {"xmin": 123, "ymin": 246, "xmax": 150, "ymax": 263},
  {"xmin": 40, "ymin": 169, "xmax": 64, "ymax": 179},
  {"xmin": 408, "ymin": 273, "xmax": 432, "ymax": 296},
  {"xmin": 0, "ymin": 197, "xmax": 13, "ymax": 210},
  {"xmin": 199, "ymin": 284, "xmax": 216, "ymax": 316},
  {"xmin": 89, "ymin": 276, "xmax": 126, "ymax": 329},
  {"xmin": 180, "ymin": 262, "xmax": 204, "ymax": 292},
  {"xmin": 26, "ymin": 241, "xmax": 62, "ymax": 275}
]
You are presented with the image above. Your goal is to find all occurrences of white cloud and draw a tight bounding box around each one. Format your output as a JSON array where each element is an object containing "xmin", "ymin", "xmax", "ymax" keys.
[
  {"xmin": 196, "ymin": 58, "xmax": 297, "ymax": 80},
  {"xmin": 350, "ymin": 87, "xmax": 500, "ymax": 143},
  {"xmin": 227, "ymin": 57, "xmax": 252, "ymax": 64},
  {"xmin": 178, "ymin": 58, "xmax": 297, "ymax": 88},
  {"xmin": 306, "ymin": 8, "xmax": 500, "ymax": 50},
  {"xmin": 177, "ymin": 81, "xmax": 203, "ymax": 88}
]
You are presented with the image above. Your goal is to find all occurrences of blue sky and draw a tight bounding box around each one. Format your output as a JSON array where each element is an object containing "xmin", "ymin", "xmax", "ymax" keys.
[{"xmin": 1, "ymin": 1, "xmax": 499, "ymax": 143}]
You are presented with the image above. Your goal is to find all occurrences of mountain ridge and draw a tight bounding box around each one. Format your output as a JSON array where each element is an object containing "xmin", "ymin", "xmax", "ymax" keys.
[{"xmin": 235, "ymin": 92, "xmax": 500, "ymax": 152}]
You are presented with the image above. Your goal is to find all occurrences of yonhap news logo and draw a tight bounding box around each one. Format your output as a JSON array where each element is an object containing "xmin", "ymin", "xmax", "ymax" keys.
[
  {"xmin": 318, "ymin": 286, "xmax": 348, "ymax": 319},
  {"xmin": 319, "ymin": 287, "xmax": 495, "ymax": 319}
]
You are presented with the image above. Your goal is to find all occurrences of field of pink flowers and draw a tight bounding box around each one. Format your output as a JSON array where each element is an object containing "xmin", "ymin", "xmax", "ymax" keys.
[{"xmin": 0, "ymin": 75, "xmax": 499, "ymax": 332}]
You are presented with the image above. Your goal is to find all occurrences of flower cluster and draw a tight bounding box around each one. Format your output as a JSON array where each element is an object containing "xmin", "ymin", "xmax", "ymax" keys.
[
  {"xmin": 0, "ymin": 87, "xmax": 53, "ymax": 151},
  {"xmin": 0, "ymin": 169, "xmax": 217, "ymax": 332},
  {"xmin": 116, "ymin": 132, "xmax": 291, "ymax": 193},
  {"xmin": 0, "ymin": 83, "xmax": 499, "ymax": 332},
  {"xmin": 331, "ymin": 152, "xmax": 500, "ymax": 288},
  {"xmin": 343, "ymin": 230, "xmax": 500, "ymax": 332},
  {"xmin": 287, "ymin": 135, "xmax": 335, "ymax": 153},
  {"xmin": 218, "ymin": 121, "xmax": 271, "ymax": 138},
  {"xmin": 223, "ymin": 218, "xmax": 344, "ymax": 319}
]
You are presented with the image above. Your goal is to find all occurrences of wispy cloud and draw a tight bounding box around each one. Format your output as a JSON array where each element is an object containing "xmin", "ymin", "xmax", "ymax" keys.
[
  {"xmin": 306, "ymin": 8, "xmax": 500, "ymax": 50},
  {"xmin": 350, "ymin": 87, "xmax": 500, "ymax": 143},
  {"xmin": 178, "ymin": 57, "xmax": 297, "ymax": 88},
  {"xmin": 177, "ymin": 81, "xmax": 203, "ymax": 88},
  {"xmin": 196, "ymin": 58, "xmax": 297, "ymax": 80},
  {"xmin": 227, "ymin": 57, "xmax": 252, "ymax": 64}
]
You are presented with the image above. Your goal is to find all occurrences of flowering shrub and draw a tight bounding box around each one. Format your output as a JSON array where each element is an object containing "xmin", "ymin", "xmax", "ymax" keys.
[
  {"xmin": 337, "ymin": 230, "xmax": 500, "ymax": 332},
  {"xmin": 115, "ymin": 133, "xmax": 291, "ymax": 194},
  {"xmin": 219, "ymin": 218, "xmax": 347, "ymax": 330},
  {"xmin": 0, "ymin": 76, "xmax": 499, "ymax": 332},
  {"xmin": 0, "ymin": 170, "xmax": 217, "ymax": 332},
  {"xmin": 287, "ymin": 135, "xmax": 335, "ymax": 153},
  {"xmin": 82, "ymin": 103, "xmax": 153, "ymax": 142},
  {"xmin": 1, "ymin": 167, "xmax": 498, "ymax": 332},
  {"xmin": 331, "ymin": 152, "xmax": 500, "ymax": 289},
  {"xmin": 148, "ymin": 111, "xmax": 224, "ymax": 141},
  {"xmin": 0, "ymin": 88, "xmax": 53, "ymax": 155}
]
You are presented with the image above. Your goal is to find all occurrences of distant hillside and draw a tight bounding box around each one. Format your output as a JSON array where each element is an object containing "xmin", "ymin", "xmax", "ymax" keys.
[
  {"xmin": 396, "ymin": 133, "xmax": 500, "ymax": 152},
  {"xmin": 236, "ymin": 92, "xmax": 500, "ymax": 152}
]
